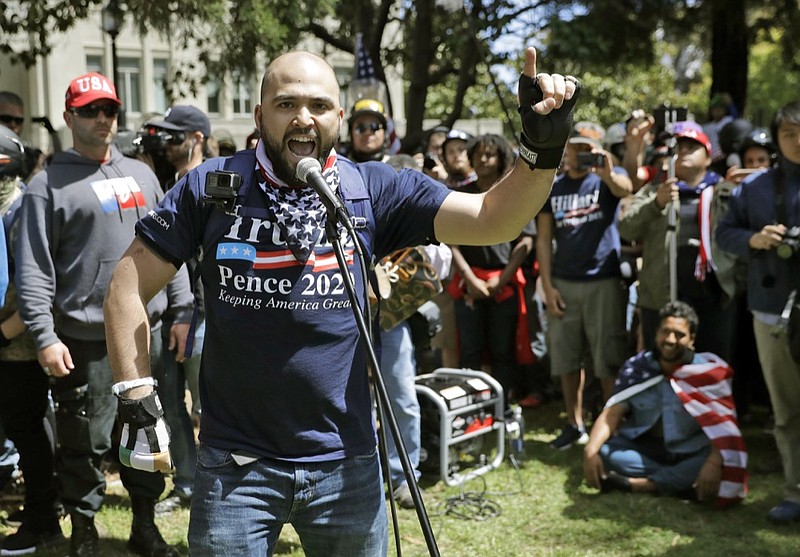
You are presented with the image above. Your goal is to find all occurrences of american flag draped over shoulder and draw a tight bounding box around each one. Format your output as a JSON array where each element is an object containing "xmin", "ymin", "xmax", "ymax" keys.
[
  {"xmin": 671, "ymin": 353, "xmax": 748, "ymax": 508},
  {"xmin": 353, "ymin": 34, "xmax": 402, "ymax": 154},
  {"xmin": 606, "ymin": 352, "xmax": 748, "ymax": 509}
]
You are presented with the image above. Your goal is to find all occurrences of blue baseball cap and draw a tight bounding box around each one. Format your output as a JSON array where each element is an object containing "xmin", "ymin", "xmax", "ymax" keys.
[{"xmin": 149, "ymin": 105, "xmax": 210, "ymax": 137}]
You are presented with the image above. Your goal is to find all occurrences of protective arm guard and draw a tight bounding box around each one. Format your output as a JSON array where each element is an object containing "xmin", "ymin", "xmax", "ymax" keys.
[
  {"xmin": 517, "ymin": 74, "xmax": 580, "ymax": 169},
  {"xmin": 116, "ymin": 391, "xmax": 173, "ymax": 473}
]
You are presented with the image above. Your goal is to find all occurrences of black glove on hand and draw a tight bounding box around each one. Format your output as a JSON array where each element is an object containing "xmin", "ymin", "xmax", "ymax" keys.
[
  {"xmin": 518, "ymin": 74, "xmax": 580, "ymax": 169},
  {"xmin": 116, "ymin": 391, "xmax": 173, "ymax": 473}
]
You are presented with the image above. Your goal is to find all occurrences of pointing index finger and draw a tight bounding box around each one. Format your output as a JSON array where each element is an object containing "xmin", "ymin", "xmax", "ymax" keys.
[{"xmin": 522, "ymin": 46, "xmax": 537, "ymax": 78}]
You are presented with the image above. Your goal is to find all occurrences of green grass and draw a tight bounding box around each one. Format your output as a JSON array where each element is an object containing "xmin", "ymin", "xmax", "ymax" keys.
[{"xmin": 3, "ymin": 401, "xmax": 799, "ymax": 556}]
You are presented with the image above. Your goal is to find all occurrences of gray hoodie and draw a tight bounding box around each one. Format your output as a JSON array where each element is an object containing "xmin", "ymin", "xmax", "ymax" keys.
[{"xmin": 16, "ymin": 145, "xmax": 192, "ymax": 350}]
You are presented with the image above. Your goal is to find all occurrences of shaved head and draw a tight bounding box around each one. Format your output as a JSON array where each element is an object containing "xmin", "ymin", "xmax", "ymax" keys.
[{"xmin": 260, "ymin": 51, "xmax": 341, "ymax": 104}]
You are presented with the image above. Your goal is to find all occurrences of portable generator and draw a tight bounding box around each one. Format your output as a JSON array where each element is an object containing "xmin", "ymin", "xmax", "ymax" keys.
[{"xmin": 415, "ymin": 368, "xmax": 504, "ymax": 486}]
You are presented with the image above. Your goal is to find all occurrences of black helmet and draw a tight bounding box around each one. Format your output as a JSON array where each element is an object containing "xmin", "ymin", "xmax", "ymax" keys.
[
  {"xmin": 0, "ymin": 124, "xmax": 27, "ymax": 179},
  {"xmin": 718, "ymin": 118, "xmax": 753, "ymax": 156},
  {"xmin": 738, "ymin": 128, "xmax": 775, "ymax": 160}
]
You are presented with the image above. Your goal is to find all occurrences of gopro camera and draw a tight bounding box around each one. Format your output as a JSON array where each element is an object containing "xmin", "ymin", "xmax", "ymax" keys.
[
  {"xmin": 202, "ymin": 170, "xmax": 242, "ymax": 213},
  {"xmin": 576, "ymin": 152, "xmax": 606, "ymax": 170}
]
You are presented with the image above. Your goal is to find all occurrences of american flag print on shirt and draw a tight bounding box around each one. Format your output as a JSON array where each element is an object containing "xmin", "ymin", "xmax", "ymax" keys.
[
  {"xmin": 91, "ymin": 177, "xmax": 146, "ymax": 213},
  {"xmin": 216, "ymin": 243, "xmax": 354, "ymax": 272}
]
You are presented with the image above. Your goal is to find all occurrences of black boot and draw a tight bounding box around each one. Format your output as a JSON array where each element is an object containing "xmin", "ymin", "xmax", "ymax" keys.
[
  {"xmin": 70, "ymin": 513, "xmax": 99, "ymax": 557},
  {"xmin": 128, "ymin": 496, "xmax": 179, "ymax": 557}
]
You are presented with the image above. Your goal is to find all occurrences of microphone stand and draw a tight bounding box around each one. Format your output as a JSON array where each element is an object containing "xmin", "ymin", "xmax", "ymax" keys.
[{"xmin": 320, "ymin": 199, "xmax": 441, "ymax": 557}]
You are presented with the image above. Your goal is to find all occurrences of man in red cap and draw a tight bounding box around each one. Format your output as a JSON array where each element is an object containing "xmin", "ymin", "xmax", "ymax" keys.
[
  {"xmin": 619, "ymin": 121, "xmax": 740, "ymax": 364},
  {"xmin": 14, "ymin": 72, "xmax": 191, "ymax": 557}
]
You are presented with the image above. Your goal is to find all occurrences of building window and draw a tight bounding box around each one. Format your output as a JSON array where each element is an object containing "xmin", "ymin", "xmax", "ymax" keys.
[
  {"xmin": 207, "ymin": 78, "xmax": 220, "ymax": 115},
  {"xmin": 86, "ymin": 55, "xmax": 103, "ymax": 74},
  {"xmin": 232, "ymin": 75, "xmax": 251, "ymax": 115},
  {"xmin": 153, "ymin": 58, "xmax": 169, "ymax": 113},
  {"xmin": 334, "ymin": 66, "xmax": 350, "ymax": 109},
  {"xmin": 118, "ymin": 57, "xmax": 141, "ymax": 113}
]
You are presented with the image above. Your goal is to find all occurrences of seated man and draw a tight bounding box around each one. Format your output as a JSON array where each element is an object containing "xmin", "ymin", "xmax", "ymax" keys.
[{"xmin": 583, "ymin": 301, "xmax": 747, "ymax": 508}]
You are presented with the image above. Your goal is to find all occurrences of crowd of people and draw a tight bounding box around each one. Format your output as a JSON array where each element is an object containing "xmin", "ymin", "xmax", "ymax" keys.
[{"xmin": 0, "ymin": 43, "xmax": 799, "ymax": 557}]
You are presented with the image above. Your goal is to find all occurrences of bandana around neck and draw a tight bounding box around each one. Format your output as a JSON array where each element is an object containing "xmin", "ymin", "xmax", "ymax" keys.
[{"xmin": 254, "ymin": 139, "xmax": 340, "ymax": 263}]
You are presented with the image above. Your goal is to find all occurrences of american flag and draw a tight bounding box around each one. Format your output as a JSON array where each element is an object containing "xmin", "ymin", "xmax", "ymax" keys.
[
  {"xmin": 607, "ymin": 351, "xmax": 748, "ymax": 509},
  {"xmin": 353, "ymin": 33, "xmax": 401, "ymax": 154},
  {"xmin": 354, "ymin": 33, "xmax": 377, "ymax": 82}
]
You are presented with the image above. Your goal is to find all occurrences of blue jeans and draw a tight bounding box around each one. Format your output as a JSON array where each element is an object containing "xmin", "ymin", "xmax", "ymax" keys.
[
  {"xmin": 379, "ymin": 321, "xmax": 421, "ymax": 488},
  {"xmin": 188, "ymin": 444, "xmax": 388, "ymax": 557},
  {"xmin": 600, "ymin": 435, "xmax": 710, "ymax": 495},
  {"xmin": 156, "ymin": 322, "xmax": 201, "ymax": 495},
  {"xmin": 183, "ymin": 320, "xmax": 204, "ymax": 416}
]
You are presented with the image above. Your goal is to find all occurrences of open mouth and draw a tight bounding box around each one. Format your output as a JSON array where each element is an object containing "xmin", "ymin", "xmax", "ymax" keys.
[{"xmin": 287, "ymin": 136, "xmax": 317, "ymax": 158}]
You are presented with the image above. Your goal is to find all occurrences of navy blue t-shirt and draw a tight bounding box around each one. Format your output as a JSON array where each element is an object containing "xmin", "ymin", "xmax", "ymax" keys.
[
  {"xmin": 136, "ymin": 154, "xmax": 450, "ymax": 462},
  {"xmin": 541, "ymin": 169, "xmax": 625, "ymax": 280}
]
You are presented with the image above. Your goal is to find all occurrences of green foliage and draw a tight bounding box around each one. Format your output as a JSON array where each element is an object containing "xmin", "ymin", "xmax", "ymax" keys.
[
  {"xmin": 573, "ymin": 63, "xmax": 709, "ymax": 128},
  {"xmin": 746, "ymin": 28, "xmax": 800, "ymax": 126},
  {"xmin": 1, "ymin": 0, "xmax": 797, "ymax": 142},
  {"xmin": 424, "ymin": 66, "xmax": 514, "ymax": 122},
  {"xmin": 0, "ymin": 1, "xmax": 103, "ymax": 66}
]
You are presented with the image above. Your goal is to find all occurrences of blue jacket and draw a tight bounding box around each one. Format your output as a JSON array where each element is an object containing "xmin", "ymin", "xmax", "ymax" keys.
[{"xmin": 717, "ymin": 159, "xmax": 800, "ymax": 315}]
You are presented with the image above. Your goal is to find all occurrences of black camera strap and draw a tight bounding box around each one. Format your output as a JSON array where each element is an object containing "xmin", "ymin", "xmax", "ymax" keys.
[
  {"xmin": 774, "ymin": 165, "xmax": 787, "ymax": 225},
  {"xmin": 773, "ymin": 164, "xmax": 800, "ymax": 293}
]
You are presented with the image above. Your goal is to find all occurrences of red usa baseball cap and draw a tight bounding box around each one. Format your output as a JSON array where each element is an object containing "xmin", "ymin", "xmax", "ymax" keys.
[
  {"xmin": 65, "ymin": 73, "xmax": 121, "ymax": 111},
  {"xmin": 672, "ymin": 121, "xmax": 712, "ymax": 156}
]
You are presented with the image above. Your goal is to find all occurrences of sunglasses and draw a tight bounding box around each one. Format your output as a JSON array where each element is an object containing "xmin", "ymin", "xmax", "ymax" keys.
[
  {"xmin": 70, "ymin": 104, "xmax": 121, "ymax": 119},
  {"xmin": 353, "ymin": 122, "xmax": 384, "ymax": 135},
  {"xmin": 0, "ymin": 114, "xmax": 24, "ymax": 127}
]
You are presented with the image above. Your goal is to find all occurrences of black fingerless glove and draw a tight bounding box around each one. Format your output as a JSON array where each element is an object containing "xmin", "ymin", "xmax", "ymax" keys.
[
  {"xmin": 517, "ymin": 74, "xmax": 581, "ymax": 169},
  {"xmin": 116, "ymin": 391, "xmax": 173, "ymax": 473}
]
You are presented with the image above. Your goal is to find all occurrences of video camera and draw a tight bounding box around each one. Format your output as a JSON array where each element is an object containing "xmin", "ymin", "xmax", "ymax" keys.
[
  {"xmin": 202, "ymin": 170, "xmax": 242, "ymax": 214},
  {"xmin": 576, "ymin": 152, "xmax": 605, "ymax": 170},
  {"xmin": 777, "ymin": 226, "xmax": 800, "ymax": 260},
  {"xmin": 136, "ymin": 126, "xmax": 187, "ymax": 155}
]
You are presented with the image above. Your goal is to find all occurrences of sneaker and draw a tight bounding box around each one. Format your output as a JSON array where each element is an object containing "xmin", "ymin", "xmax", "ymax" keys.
[
  {"xmin": 550, "ymin": 424, "xmax": 589, "ymax": 450},
  {"xmin": 767, "ymin": 500, "xmax": 800, "ymax": 524},
  {"xmin": 600, "ymin": 471, "xmax": 632, "ymax": 493},
  {"xmin": 3, "ymin": 508, "xmax": 24, "ymax": 528},
  {"xmin": 154, "ymin": 488, "xmax": 192, "ymax": 515},
  {"xmin": 392, "ymin": 483, "xmax": 420, "ymax": 510},
  {"xmin": 518, "ymin": 393, "xmax": 544, "ymax": 409},
  {"xmin": 1, "ymin": 523, "xmax": 66, "ymax": 556}
]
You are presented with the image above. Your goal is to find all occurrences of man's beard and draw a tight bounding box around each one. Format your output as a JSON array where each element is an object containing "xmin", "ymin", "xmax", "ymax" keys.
[
  {"xmin": 263, "ymin": 128, "xmax": 338, "ymax": 187},
  {"xmin": 654, "ymin": 344, "xmax": 693, "ymax": 366}
]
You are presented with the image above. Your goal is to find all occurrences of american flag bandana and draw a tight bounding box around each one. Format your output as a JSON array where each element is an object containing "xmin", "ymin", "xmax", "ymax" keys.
[
  {"xmin": 606, "ymin": 351, "xmax": 748, "ymax": 509},
  {"xmin": 254, "ymin": 139, "xmax": 341, "ymax": 263},
  {"xmin": 694, "ymin": 185, "xmax": 717, "ymax": 281}
]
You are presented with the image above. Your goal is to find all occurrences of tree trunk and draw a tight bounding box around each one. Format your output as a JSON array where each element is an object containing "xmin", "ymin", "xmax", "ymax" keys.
[
  {"xmin": 710, "ymin": 0, "xmax": 748, "ymax": 115},
  {"xmin": 403, "ymin": 0, "xmax": 437, "ymax": 152}
]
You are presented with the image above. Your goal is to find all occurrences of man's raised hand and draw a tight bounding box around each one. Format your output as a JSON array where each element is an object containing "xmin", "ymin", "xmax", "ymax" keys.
[{"xmin": 517, "ymin": 47, "xmax": 580, "ymax": 170}]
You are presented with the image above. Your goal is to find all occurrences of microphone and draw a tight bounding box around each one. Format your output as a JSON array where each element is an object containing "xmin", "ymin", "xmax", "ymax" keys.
[{"xmin": 296, "ymin": 157, "xmax": 344, "ymax": 214}]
